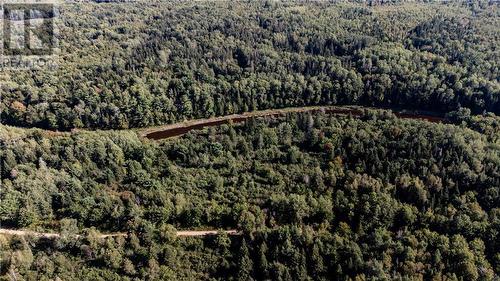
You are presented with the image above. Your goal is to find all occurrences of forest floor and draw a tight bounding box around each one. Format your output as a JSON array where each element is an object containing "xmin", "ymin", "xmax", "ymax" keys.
[
  {"xmin": 138, "ymin": 105, "xmax": 444, "ymax": 140},
  {"xmin": 0, "ymin": 228, "xmax": 239, "ymax": 239}
]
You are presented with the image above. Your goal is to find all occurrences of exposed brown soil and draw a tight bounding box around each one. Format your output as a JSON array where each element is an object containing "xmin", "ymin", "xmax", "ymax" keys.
[{"xmin": 140, "ymin": 106, "xmax": 445, "ymax": 140}]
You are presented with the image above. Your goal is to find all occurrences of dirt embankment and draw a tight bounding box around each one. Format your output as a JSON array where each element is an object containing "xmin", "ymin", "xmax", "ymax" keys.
[{"xmin": 139, "ymin": 106, "xmax": 444, "ymax": 140}]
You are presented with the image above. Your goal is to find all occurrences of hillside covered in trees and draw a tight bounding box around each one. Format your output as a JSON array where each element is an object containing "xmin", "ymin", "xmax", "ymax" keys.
[
  {"xmin": 1, "ymin": 0, "xmax": 499, "ymax": 280},
  {"xmin": 1, "ymin": 110, "xmax": 499, "ymax": 279},
  {"xmin": 1, "ymin": 1, "xmax": 499, "ymax": 130}
]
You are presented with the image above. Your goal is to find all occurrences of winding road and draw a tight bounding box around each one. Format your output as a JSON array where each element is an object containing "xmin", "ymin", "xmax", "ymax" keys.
[{"xmin": 139, "ymin": 105, "xmax": 444, "ymax": 140}]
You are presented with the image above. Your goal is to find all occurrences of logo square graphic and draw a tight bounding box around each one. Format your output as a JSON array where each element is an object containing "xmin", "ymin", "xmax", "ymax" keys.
[{"xmin": 1, "ymin": 0, "xmax": 58, "ymax": 70}]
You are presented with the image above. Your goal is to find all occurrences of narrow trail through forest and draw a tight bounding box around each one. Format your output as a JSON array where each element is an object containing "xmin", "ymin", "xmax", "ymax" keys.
[
  {"xmin": 139, "ymin": 105, "xmax": 444, "ymax": 140},
  {"xmin": 0, "ymin": 228, "xmax": 239, "ymax": 239}
]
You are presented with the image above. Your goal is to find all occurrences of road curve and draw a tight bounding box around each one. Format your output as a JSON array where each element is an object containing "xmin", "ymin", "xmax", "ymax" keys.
[
  {"xmin": 0, "ymin": 228, "xmax": 239, "ymax": 239},
  {"xmin": 139, "ymin": 105, "xmax": 444, "ymax": 140}
]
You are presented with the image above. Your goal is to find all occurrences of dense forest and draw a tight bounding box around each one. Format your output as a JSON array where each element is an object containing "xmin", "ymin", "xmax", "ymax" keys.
[
  {"xmin": 1, "ymin": 110, "xmax": 499, "ymax": 279},
  {"xmin": 1, "ymin": 1, "xmax": 499, "ymax": 130},
  {"xmin": 1, "ymin": 0, "xmax": 499, "ymax": 280}
]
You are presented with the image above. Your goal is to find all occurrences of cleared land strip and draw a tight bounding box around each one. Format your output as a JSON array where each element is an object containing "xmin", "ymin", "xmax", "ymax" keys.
[
  {"xmin": 138, "ymin": 105, "xmax": 444, "ymax": 140},
  {"xmin": 139, "ymin": 105, "xmax": 338, "ymax": 139},
  {"xmin": 0, "ymin": 228, "xmax": 239, "ymax": 239}
]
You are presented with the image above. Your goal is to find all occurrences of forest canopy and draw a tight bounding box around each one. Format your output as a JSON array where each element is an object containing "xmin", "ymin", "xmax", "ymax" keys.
[
  {"xmin": 1, "ymin": 110, "xmax": 499, "ymax": 280},
  {"xmin": 0, "ymin": 0, "xmax": 498, "ymax": 130},
  {"xmin": 1, "ymin": 0, "xmax": 499, "ymax": 280}
]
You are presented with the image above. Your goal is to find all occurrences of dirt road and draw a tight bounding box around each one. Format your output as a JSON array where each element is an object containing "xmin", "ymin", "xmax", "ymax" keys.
[
  {"xmin": 0, "ymin": 228, "xmax": 239, "ymax": 239},
  {"xmin": 176, "ymin": 230, "xmax": 238, "ymax": 236},
  {"xmin": 139, "ymin": 105, "xmax": 444, "ymax": 140}
]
